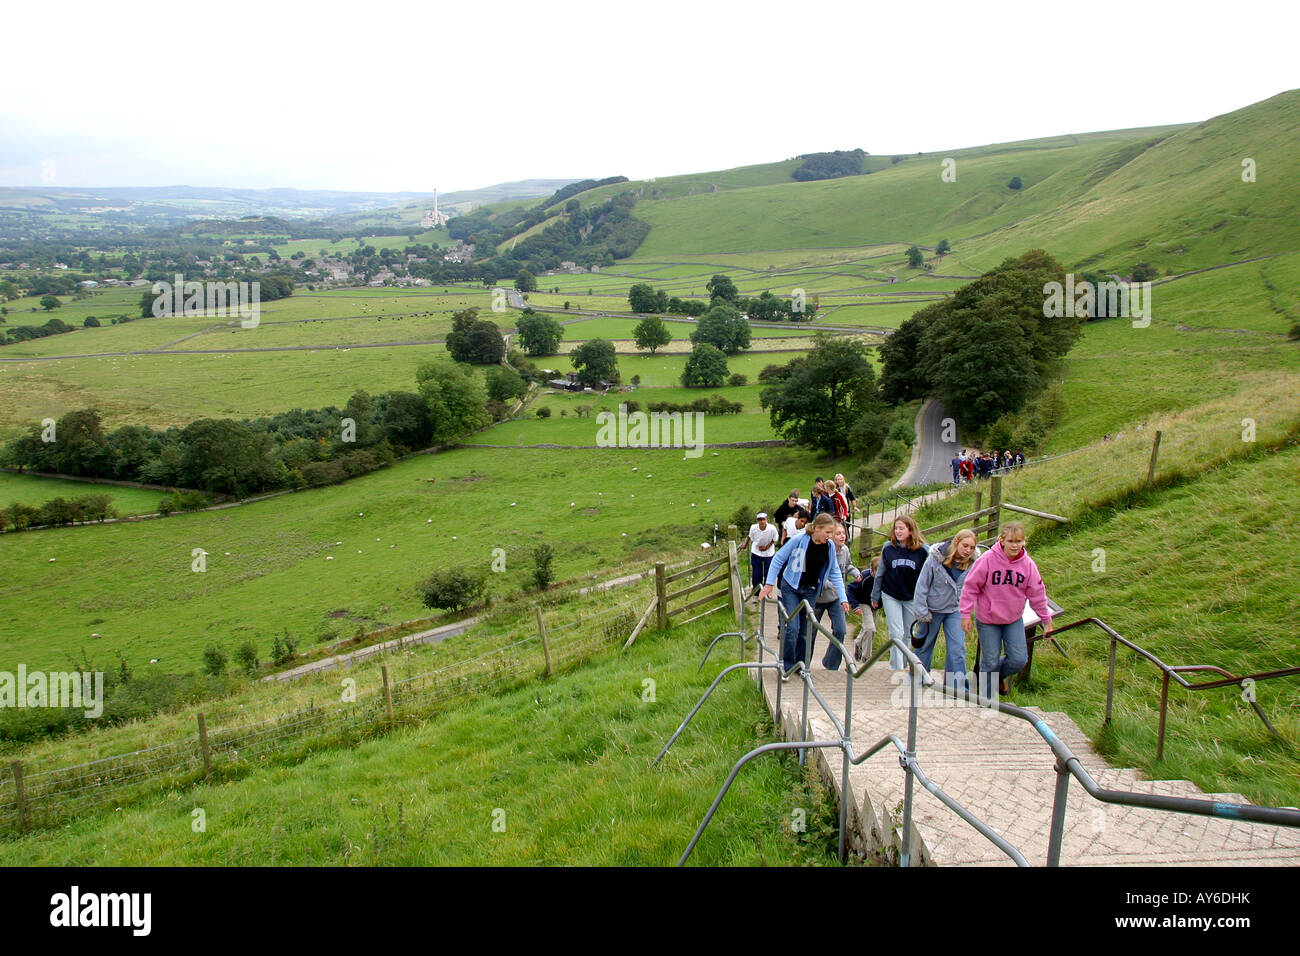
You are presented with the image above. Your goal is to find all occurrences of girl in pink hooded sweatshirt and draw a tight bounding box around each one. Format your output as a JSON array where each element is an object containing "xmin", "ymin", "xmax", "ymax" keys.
[{"xmin": 959, "ymin": 522, "xmax": 1054, "ymax": 697}]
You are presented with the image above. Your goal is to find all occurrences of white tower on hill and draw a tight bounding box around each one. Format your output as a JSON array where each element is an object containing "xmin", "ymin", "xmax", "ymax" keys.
[{"xmin": 420, "ymin": 189, "xmax": 448, "ymax": 229}]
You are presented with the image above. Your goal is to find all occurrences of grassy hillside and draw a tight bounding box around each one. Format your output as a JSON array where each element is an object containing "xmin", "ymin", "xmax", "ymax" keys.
[
  {"xmin": 621, "ymin": 92, "xmax": 1298, "ymax": 272},
  {"xmin": 0, "ymin": 617, "xmax": 844, "ymax": 866}
]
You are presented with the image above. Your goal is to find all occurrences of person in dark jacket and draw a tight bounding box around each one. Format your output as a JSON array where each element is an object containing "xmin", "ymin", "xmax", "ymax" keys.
[{"xmin": 870, "ymin": 515, "xmax": 928, "ymax": 670}]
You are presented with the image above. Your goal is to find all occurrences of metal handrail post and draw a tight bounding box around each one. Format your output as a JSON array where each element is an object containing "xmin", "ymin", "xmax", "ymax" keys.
[
  {"xmin": 1157, "ymin": 670, "xmax": 1171, "ymax": 760},
  {"xmin": 1047, "ymin": 759, "xmax": 1070, "ymax": 866},
  {"xmin": 800, "ymin": 607, "xmax": 812, "ymax": 767},
  {"xmin": 678, "ymin": 739, "xmax": 845, "ymax": 866},
  {"xmin": 901, "ymin": 648, "xmax": 920, "ymax": 867},
  {"xmin": 1105, "ymin": 634, "xmax": 1118, "ymax": 725},
  {"xmin": 654, "ymin": 661, "xmax": 781, "ymax": 765}
]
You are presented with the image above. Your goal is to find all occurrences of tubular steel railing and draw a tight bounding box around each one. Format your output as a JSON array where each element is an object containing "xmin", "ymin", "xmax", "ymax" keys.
[
  {"xmin": 1046, "ymin": 617, "xmax": 1300, "ymax": 760},
  {"xmin": 659, "ymin": 599, "xmax": 1300, "ymax": 867}
]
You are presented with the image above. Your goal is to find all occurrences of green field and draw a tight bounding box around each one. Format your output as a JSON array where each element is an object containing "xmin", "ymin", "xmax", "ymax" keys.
[
  {"xmin": 0, "ymin": 439, "xmax": 854, "ymax": 674},
  {"xmin": 0, "ymin": 472, "xmax": 162, "ymax": 516}
]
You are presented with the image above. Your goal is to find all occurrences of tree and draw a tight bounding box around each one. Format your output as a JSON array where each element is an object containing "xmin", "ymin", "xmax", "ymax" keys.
[
  {"xmin": 39, "ymin": 294, "xmax": 61, "ymax": 312},
  {"xmin": 681, "ymin": 343, "xmax": 729, "ymax": 388},
  {"xmin": 175, "ymin": 419, "xmax": 280, "ymax": 497},
  {"xmin": 445, "ymin": 307, "xmax": 505, "ymax": 364},
  {"xmin": 380, "ymin": 391, "xmax": 434, "ymax": 448},
  {"xmin": 877, "ymin": 303, "xmax": 941, "ymax": 403},
  {"xmin": 514, "ymin": 269, "xmax": 538, "ymax": 293},
  {"xmin": 486, "ymin": 366, "xmax": 527, "ymax": 402},
  {"xmin": 1008, "ymin": 176, "xmax": 1023, "ymax": 190},
  {"xmin": 416, "ymin": 361, "xmax": 492, "ymax": 444},
  {"xmin": 690, "ymin": 302, "xmax": 751, "ymax": 354},
  {"xmin": 906, "ymin": 246, "xmax": 924, "ymax": 268},
  {"xmin": 515, "ymin": 309, "xmax": 564, "ymax": 356},
  {"xmin": 570, "ymin": 338, "xmax": 619, "ymax": 386},
  {"xmin": 706, "ymin": 274, "xmax": 739, "ymax": 304},
  {"xmin": 628, "ymin": 283, "xmax": 658, "ymax": 313},
  {"xmin": 759, "ymin": 334, "xmax": 883, "ymax": 454},
  {"xmin": 936, "ymin": 239, "xmax": 951, "ymax": 255},
  {"xmin": 83, "ymin": 316, "xmax": 100, "ymax": 327},
  {"xmin": 633, "ymin": 316, "xmax": 671, "ymax": 355}
]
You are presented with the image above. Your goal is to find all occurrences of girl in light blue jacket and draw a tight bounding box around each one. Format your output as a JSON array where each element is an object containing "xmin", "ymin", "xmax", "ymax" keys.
[{"xmin": 912, "ymin": 529, "xmax": 981, "ymax": 695}]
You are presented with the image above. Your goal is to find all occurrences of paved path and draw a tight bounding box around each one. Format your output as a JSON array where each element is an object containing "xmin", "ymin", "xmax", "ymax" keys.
[{"xmin": 747, "ymin": 606, "xmax": 1300, "ymax": 865}]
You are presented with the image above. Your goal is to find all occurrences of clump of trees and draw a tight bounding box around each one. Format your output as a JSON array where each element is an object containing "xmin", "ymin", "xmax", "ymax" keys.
[
  {"xmin": 792, "ymin": 149, "xmax": 867, "ymax": 182},
  {"xmin": 878, "ymin": 250, "xmax": 1081, "ymax": 431},
  {"xmin": 1, "ymin": 366, "xmax": 496, "ymax": 499}
]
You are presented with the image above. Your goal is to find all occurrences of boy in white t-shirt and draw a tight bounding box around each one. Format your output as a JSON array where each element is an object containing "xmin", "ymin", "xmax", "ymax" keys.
[{"xmin": 742, "ymin": 513, "xmax": 781, "ymax": 597}]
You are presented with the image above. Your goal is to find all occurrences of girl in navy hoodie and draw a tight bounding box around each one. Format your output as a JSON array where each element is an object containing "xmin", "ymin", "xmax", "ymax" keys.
[{"xmin": 870, "ymin": 515, "xmax": 928, "ymax": 671}]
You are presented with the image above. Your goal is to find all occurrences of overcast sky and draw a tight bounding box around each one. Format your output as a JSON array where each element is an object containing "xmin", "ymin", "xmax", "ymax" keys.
[{"xmin": 1, "ymin": 0, "xmax": 1295, "ymax": 194}]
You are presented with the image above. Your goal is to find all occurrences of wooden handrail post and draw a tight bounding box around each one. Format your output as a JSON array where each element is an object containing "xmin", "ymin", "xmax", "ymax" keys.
[
  {"xmin": 655, "ymin": 562, "xmax": 668, "ymax": 630},
  {"xmin": 12, "ymin": 761, "xmax": 27, "ymax": 832},
  {"xmin": 988, "ymin": 476, "xmax": 1003, "ymax": 542},
  {"xmin": 972, "ymin": 490, "xmax": 982, "ymax": 530},
  {"xmin": 382, "ymin": 665, "xmax": 394, "ymax": 723},
  {"xmin": 535, "ymin": 605, "xmax": 553, "ymax": 676}
]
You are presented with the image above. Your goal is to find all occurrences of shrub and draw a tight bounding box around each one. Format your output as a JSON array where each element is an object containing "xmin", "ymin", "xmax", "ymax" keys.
[
  {"xmin": 727, "ymin": 373, "xmax": 748, "ymax": 386},
  {"xmin": 536, "ymin": 406, "xmax": 552, "ymax": 419},
  {"xmin": 270, "ymin": 632, "xmax": 298, "ymax": 666},
  {"xmin": 532, "ymin": 543, "xmax": 555, "ymax": 591},
  {"xmin": 201, "ymin": 645, "xmax": 228, "ymax": 676},
  {"xmin": 886, "ymin": 419, "xmax": 916, "ymax": 446},
  {"xmin": 235, "ymin": 641, "xmax": 259, "ymax": 675},
  {"xmin": 420, "ymin": 567, "xmax": 489, "ymax": 611}
]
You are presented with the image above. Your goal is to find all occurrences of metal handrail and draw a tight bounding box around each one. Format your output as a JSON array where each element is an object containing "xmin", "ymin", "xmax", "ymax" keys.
[
  {"xmin": 1047, "ymin": 617, "xmax": 1300, "ymax": 759},
  {"xmin": 663, "ymin": 599, "xmax": 1300, "ymax": 867}
]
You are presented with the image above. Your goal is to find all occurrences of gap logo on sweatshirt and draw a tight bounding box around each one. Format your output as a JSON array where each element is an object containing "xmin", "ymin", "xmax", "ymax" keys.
[{"xmin": 990, "ymin": 570, "xmax": 1027, "ymax": 587}]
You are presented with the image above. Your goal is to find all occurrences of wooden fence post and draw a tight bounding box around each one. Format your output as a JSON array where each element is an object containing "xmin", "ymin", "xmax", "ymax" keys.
[
  {"xmin": 11, "ymin": 761, "xmax": 27, "ymax": 832},
  {"xmin": 197, "ymin": 713, "xmax": 212, "ymax": 778},
  {"xmin": 1147, "ymin": 430, "xmax": 1162, "ymax": 485},
  {"xmin": 535, "ymin": 606, "xmax": 553, "ymax": 676},
  {"xmin": 655, "ymin": 562, "xmax": 668, "ymax": 630},
  {"xmin": 382, "ymin": 665, "xmax": 394, "ymax": 723},
  {"xmin": 988, "ymin": 476, "xmax": 1003, "ymax": 542},
  {"xmin": 972, "ymin": 490, "xmax": 983, "ymax": 531}
]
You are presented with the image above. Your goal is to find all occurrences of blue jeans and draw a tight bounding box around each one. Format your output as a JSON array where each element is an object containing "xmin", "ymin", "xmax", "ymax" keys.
[
  {"xmin": 977, "ymin": 619, "xmax": 1028, "ymax": 685},
  {"xmin": 778, "ymin": 582, "xmax": 818, "ymax": 672},
  {"xmin": 915, "ymin": 611, "xmax": 967, "ymax": 694},
  {"xmin": 750, "ymin": 553, "xmax": 772, "ymax": 591},
  {"xmin": 813, "ymin": 600, "xmax": 848, "ymax": 671},
  {"xmin": 881, "ymin": 594, "xmax": 916, "ymax": 671}
]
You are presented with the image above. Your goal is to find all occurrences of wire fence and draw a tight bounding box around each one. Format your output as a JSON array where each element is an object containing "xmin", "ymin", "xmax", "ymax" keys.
[{"xmin": 0, "ymin": 583, "xmax": 651, "ymax": 835}]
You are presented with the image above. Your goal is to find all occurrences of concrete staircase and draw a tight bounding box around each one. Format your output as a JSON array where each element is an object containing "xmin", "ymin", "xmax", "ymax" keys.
[{"xmin": 752, "ymin": 612, "xmax": 1300, "ymax": 866}]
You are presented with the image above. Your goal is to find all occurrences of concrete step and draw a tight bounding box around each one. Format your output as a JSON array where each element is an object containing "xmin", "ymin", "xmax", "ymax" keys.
[{"xmin": 754, "ymin": 652, "xmax": 1300, "ymax": 867}]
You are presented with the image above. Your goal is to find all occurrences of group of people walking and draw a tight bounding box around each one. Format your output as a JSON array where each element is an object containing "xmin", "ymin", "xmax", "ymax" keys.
[
  {"xmin": 747, "ymin": 502, "xmax": 1054, "ymax": 700},
  {"xmin": 950, "ymin": 449, "xmax": 1024, "ymax": 486}
]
